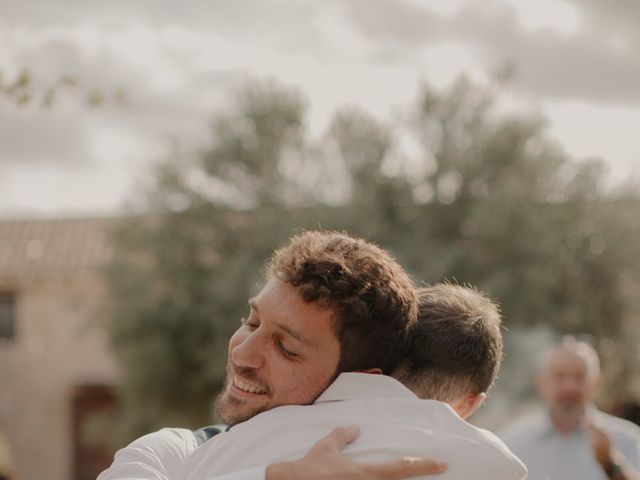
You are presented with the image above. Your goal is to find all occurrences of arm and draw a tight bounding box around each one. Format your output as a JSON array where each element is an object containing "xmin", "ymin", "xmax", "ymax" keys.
[
  {"xmin": 268, "ymin": 426, "xmax": 446, "ymax": 480},
  {"xmin": 587, "ymin": 422, "xmax": 640, "ymax": 480},
  {"xmin": 98, "ymin": 428, "xmax": 198, "ymax": 480},
  {"xmin": 207, "ymin": 426, "xmax": 447, "ymax": 480}
]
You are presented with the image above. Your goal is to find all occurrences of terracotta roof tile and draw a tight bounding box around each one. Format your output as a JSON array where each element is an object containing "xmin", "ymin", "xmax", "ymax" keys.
[{"xmin": 0, "ymin": 217, "xmax": 113, "ymax": 282}]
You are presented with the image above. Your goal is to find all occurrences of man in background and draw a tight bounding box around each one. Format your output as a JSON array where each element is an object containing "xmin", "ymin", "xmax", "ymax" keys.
[{"xmin": 500, "ymin": 336, "xmax": 640, "ymax": 480}]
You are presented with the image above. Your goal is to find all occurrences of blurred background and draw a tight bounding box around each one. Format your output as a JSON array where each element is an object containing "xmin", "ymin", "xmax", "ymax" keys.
[{"xmin": 1, "ymin": 1, "xmax": 640, "ymax": 479}]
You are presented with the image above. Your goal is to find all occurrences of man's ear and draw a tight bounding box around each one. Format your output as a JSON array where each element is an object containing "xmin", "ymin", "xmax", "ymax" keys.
[{"xmin": 452, "ymin": 392, "xmax": 486, "ymax": 420}]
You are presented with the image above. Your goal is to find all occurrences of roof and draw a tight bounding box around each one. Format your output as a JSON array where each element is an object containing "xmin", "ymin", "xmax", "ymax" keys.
[{"xmin": 0, "ymin": 217, "xmax": 113, "ymax": 283}]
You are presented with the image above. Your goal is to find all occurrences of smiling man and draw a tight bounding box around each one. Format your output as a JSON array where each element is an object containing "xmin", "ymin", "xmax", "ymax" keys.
[
  {"xmin": 214, "ymin": 278, "xmax": 341, "ymax": 426},
  {"xmin": 214, "ymin": 229, "xmax": 417, "ymax": 426},
  {"xmin": 98, "ymin": 230, "xmax": 446, "ymax": 480}
]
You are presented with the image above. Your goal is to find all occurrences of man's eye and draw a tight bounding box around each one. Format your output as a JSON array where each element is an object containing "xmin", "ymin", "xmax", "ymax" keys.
[
  {"xmin": 276, "ymin": 339, "xmax": 297, "ymax": 359},
  {"xmin": 240, "ymin": 317, "xmax": 259, "ymax": 330}
]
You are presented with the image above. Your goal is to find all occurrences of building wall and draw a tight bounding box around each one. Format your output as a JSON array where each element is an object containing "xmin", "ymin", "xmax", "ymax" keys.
[{"xmin": 0, "ymin": 219, "xmax": 119, "ymax": 480}]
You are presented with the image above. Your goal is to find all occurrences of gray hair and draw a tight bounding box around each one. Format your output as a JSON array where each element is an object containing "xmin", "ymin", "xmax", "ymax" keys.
[{"xmin": 538, "ymin": 335, "xmax": 601, "ymax": 379}]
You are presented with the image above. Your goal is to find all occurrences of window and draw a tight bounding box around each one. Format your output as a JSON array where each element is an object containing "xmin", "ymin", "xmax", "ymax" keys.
[{"xmin": 0, "ymin": 293, "xmax": 16, "ymax": 339}]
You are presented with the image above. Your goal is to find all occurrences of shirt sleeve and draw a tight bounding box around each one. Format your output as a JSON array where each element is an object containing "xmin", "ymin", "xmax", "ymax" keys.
[{"xmin": 97, "ymin": 428, "xmax": 198, "ymax": 480}]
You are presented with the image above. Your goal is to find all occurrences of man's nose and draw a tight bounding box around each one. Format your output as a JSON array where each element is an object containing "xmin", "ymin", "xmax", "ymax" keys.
[{"xmin": 230, "ymin": 330, "xmax": 265, "ymax": 369}]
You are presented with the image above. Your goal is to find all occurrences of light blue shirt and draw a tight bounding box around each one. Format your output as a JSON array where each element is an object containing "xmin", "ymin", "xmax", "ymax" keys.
[{"xmin": 499, "ymin": 407, "xmax": 640, "ymax": 480}]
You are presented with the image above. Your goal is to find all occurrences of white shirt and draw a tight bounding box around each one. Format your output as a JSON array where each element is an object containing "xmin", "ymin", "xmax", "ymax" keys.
[
  {"xmin": 499, "ymin": 407, "xmax": 640, "ymax": 480},
  {"xmin": 98, "ymin": 427, "xmax": 198, "ymax": 480},
  {"xmin": 98, "ymin": 373, "xmax": 526, "ymax": 480},
  {"xmin": 179, "ymin": 373, "xmax": 526, "ymax": 480}
]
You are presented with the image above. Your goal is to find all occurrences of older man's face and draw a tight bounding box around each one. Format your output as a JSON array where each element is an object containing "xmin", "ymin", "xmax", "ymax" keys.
[
  {"xmin": 536, "ymin": 350, "xmax": 598, "ymax": 421},
  {"xmin": 215, "ymin": 278, "xmax": 341, "ymax": 425}
]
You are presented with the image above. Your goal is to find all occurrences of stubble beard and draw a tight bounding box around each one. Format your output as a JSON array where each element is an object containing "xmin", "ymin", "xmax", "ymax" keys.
[
  {"xmin": 214, "ymin": 375, "xmax": 270, "ymax": 426},
  {"xmin": 550, "ymin": 400, "xmax": 585, "ymax": 430}
]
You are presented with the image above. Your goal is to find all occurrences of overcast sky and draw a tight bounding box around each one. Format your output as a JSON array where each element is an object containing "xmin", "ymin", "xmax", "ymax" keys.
[{"xmin": 1, "ymin": 0, "xmax": 639, "ymax": 217}]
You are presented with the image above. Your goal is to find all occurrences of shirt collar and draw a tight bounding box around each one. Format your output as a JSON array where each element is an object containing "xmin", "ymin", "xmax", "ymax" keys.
[{"xmin": 314, "ymin": 372, "xmax": 418, "ymax": 403}]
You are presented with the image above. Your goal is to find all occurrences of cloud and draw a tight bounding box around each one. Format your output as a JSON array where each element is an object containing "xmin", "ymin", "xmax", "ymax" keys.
[
  {"xmin": 0, "ymin": 0, "xmax": 638, "ymax": 216},
  {"xmin": 341, "ymin": 0, "xmax": 640, "ymax": 106},
  {"xmin": 0, "ymin": 110, "xmax": 92, "ymax": 166},
  {"xmin": 567, "ymin": 0, "xmax": 640, "ymax": 36},
  {"xmin": 342, "ymin": 0, "xmax": 444, "ymax": 45},
  {"xmin": 0, "ymin": 21, "xmax": 247, "ymax": 166},
  {"xmin": 0, "ymin": 0, "xmax": 324, "ymax": 49},
  {"xmin": 453, "ymin": 2, "xmax": 640, "ymax": 104}
]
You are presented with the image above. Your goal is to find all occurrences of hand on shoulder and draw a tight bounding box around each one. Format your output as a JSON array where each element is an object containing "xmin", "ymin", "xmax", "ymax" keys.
[{"xmin": 266, "ymin": 425, "xmax": 447, "ymax": 480}]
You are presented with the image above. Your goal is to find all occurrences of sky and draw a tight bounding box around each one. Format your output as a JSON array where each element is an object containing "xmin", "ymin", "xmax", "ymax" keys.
[{"xmin": 1, "ymin": 0, "xmax": 639, "ymax": 217}]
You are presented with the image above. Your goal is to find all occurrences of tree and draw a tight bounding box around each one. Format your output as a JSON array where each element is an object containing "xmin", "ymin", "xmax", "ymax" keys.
[
  {"xmin": 107, "ymin": 77, "xmax": 640, "ymax": 437},
  {"xmin": 107, "ymin": 82, "xmax": 320, "ymax": 438}
]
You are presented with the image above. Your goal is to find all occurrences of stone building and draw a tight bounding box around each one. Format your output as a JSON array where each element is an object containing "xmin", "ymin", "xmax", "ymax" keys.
[{"xmin": 0, "ymin": 218, "xmax": 119, "ymax": 480}]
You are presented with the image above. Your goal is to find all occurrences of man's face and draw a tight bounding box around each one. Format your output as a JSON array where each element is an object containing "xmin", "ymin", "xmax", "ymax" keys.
[
  {"xmin": 536, "ymin": 350, "xmax": 598, "ymax": 422},
  {"xmin": 215, "ymin": 278, "xmax": 341, "ymax": 425}
]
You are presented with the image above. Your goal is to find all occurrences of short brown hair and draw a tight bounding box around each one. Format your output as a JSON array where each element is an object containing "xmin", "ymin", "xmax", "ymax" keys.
[
  {"xmin": 267, "ymin": 230, "xmax": 417, "ymax": 375},
  {"xmin": 392, "ymin": 283, "xmax": 503, "ymax": 403}
]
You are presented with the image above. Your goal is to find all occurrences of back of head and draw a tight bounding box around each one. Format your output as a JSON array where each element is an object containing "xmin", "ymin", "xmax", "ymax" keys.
[
  {"xmin": 267, "ymin": 230, "xmax": 418, "ymax": 375},
  {"xmin": 392, "ymin": 283, "xmax": 503, "ymax": 403}
]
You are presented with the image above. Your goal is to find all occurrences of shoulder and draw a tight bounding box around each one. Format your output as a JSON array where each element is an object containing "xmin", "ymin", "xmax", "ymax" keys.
[
  {"xmin": 372, "ymin": 400, "xmax": 529, "ymax": 479},
  {"xmin": 470, "ymin": 427, "xmax": 529, "ymax": 479},
  {"xmin": 124, "ymin": 427, "xmax": 199, "ymax": 459},
  {"xmin": 596, "ymin": 411, "xmax": 640, "ymax": 448},
  {"xmin": 97, "ymin": 428, "xmax": 199, "ymax": 480},
  {"xmin": 597, "ymin": 411, "xmax": 640, "ymax": 436}
]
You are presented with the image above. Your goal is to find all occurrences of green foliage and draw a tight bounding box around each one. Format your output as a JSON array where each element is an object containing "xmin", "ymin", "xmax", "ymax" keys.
[
  {"xmin": 107, "ymin": 77, "xmax": 640, "ymax": 437},
  {"xmin": 0, "ymin": 67, "xmax": 127, "ymax": 109},
  {"xmin": 199, "ymin": 82, "xmax": 308, "ymax": 208}
]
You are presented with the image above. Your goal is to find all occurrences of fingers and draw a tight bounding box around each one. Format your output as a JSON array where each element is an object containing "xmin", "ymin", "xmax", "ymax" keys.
[
  {"xmin": 363, "ymin": 457, "xmax": 448, "ymax": 479},
  {"xmin": 311, "ymin": 425, "xmax": 361, "ymax": 454},
  {"xmin": 584, "ymin": 420, "xmax": 608, "ymax": 440}
]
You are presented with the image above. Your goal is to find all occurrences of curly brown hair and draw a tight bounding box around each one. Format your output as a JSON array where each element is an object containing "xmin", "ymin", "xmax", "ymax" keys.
[{"xmin": 266, "ymin": 230, "xmax": 418, "ymax": 375}]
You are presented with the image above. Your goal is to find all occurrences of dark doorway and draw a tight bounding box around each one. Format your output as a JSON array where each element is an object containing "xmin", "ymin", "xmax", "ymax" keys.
[{"xmin": 72, "ymin": 385, "xmax": 119, "ymax": 480}]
